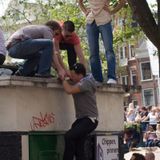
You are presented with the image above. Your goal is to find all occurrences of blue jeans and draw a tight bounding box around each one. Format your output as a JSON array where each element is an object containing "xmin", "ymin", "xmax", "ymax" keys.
[
  {"xmin": 63, "ymin": 117, "xmax": 98, "ymax": 160},
  {"xmin": 86, "ymin": 21, "xmax": 116, "ymax": 82},
  {"xmin": 8, "ymin": 39, "xmax": 53, "ymax": 76}
]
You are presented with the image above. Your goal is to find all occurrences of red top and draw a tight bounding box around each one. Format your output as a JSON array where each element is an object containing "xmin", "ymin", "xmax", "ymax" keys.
[{"xmin": 54, "ymin": 32, "xmax": 80, "ymax": 45}]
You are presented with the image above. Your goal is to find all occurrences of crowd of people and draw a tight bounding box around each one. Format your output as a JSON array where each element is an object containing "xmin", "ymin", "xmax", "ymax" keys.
[{"xmin": 124, "ymin": 103, "xmax": 160, "ymax": 151}]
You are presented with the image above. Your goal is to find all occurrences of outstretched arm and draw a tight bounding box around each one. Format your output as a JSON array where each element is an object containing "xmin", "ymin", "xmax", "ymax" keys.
[
  {"xmin": 62, "ymin": 79, "xmax": 81, "ymax": 94},
  {"xmin": 74, "ymin": 44, "xmax": 86, "ymax": 68},
  {"xmin": 78, "ymin": 0, "xmax": 90, "ymax": 16},
  {"xmin": 52, "ymin": 40, "xmax": 66, "ymax": 79},
  {"xmin": 109, "ymin": 0, "xmax": 126, "ymax": 14}
]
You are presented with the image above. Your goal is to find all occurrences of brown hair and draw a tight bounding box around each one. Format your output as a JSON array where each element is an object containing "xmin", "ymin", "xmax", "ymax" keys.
[
  {"xmin": 131, "ymin": 153, "xmax": 145, "ymax": 160},
  {"xmin": 63, "ymin": 20, "xmax": 75, "ymax": 32},
  {"xmin": 45, "ymin": 20, "xmax": 61, "ymax": 31}
]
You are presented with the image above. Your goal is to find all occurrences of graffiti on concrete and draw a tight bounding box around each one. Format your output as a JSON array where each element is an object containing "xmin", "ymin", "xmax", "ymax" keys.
[{"xmin": 30, "ymin": 112, "xmax": 55, "ymax": 130}]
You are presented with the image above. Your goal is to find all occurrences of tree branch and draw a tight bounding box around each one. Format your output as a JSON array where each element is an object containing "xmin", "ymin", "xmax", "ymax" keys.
[
  {"xmin": 127, "ymin": 0, "xmax": 160, "ymax": 50},
  {"xmin": 10, "ymin": 6, "xmax": 32, "ymax": 24}
]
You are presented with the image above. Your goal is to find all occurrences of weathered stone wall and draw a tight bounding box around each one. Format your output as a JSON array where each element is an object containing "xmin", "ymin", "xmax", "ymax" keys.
[{"xmin": 0, "ymin": 76, "xmax": 124, "ymax": 132}]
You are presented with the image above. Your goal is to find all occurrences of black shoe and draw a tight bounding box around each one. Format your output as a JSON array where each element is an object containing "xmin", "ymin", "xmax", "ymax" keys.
[{"xmin": 34, "ymin": 73, "xmax": 54, "ymax": 78}]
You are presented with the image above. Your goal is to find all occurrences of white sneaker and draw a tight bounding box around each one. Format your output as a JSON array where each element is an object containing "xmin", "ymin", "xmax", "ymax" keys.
[{"xmin": 107, "ymin": 79, "xmax": 117, "ymax": 84}]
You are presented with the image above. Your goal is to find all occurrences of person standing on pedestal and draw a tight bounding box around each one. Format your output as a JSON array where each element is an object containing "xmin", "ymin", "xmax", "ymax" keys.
[{"xmin": 78, "ymin": 0, "xmax": 126, "ymax": 84}]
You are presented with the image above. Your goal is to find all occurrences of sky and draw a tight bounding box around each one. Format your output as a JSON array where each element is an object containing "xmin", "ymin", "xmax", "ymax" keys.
[
  {"xmin": 0, "ymin": 0, "xmax": 10, "ymax": 17},
  {"xmin": 0, "ymin": 0, "xmax": 37, "ymax": 16}
]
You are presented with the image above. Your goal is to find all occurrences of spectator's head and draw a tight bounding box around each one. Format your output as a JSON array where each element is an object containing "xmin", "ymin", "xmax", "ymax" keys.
[
  {"xmin": 141, "ymin": 106, "xmax": 147, "ymax": 112},
  {"xmin": 45, "ymin": 20, "xmax": 61, "ymax": 37},
  {"xmin": 124, "ymin": 127, "xmax": 134, "ymax": 137},
  {"xmin": 156, "ymin": 123, "xmax": 160, "ymax": 131},
  {"xmin": 62, "ymin": 20, "xmax": 75, "ymax": 39},
  {"xmin": 128, "ymin": 102, "xmax": 134, "ymax": 111},
  {"xmin": 63, "ymin": 20, "xmax": 75, "ymax": 32},
  {"xmin": 145, "ymin": 152, "xmax": 155, "ymax": 160},
  {"xmin": 151, "ymin": 106, "xmax": 157, "ymax": 114},
  {"xmin": 130, "ymin": 153, "xmax": 145, "ymax": 160},
  {"xmin": 147, "ymin": 105, "xmax": 153, "ymax": 112},
  {"xmin": 70, "ymin": 63, "xmax": 86, "ymax": 82},
  {"xmin": 147, "ymin": 125, "xmax": 154, "ymax": 132}
]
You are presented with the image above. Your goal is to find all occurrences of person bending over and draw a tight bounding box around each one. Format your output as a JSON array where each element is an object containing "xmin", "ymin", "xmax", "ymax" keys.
[
  {"xmin": 53, "ymin": 20, "xmax": 86, "ymax": 71},
  {"xmin": 7, "ymin": 20, "xmax": 65, "ymax": 78}
]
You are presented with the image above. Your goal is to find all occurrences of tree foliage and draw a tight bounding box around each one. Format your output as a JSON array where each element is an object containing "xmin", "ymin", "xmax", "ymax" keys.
[{"xmin": 0, "ymin": 0, "xmax": 147, "ymax": 73}]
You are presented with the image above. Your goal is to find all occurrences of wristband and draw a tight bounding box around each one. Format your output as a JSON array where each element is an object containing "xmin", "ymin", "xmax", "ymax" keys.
[{"xmin": 64, "ymin": 77, "xmax": 70, "ymax": 81}]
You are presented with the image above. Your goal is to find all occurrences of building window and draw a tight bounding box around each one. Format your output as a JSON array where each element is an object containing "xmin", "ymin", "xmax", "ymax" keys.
[
  {"xmin": 140, "ymin": 62, "xmax": 152, "ymax": 81},
  {"xmin": 143, "ymin": 88, "xmax": 154, "ymax": 106},
  {"xmin": 119, "ymin": 47, "xmax": 124, "ymax": 59},
  {"xmin": 132, "ymin": 74, "xmax": 137, "ymax": 85},
  {"xmin": 129, "ymin": 44, "xmax": 135, "ymax": 59},
  {"xmin": 119, "ymin": 46, "xmax": 128, "ymax": 66},
  {"xmin": 130, "ymin": 70, "xmax": 137, "ymax": 85},
  {"xmin": 121, "ymin": 75, "xmax": 128, "ymax": 85},
  {"xmin": 119, "ymin": 46, "xmax": 127, "ymax": 59}
]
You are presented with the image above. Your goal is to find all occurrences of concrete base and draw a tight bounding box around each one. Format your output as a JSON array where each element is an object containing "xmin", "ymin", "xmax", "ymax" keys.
[{"xmin": 0, "ymin": 76, "xmax": 125, "ymax": 132}]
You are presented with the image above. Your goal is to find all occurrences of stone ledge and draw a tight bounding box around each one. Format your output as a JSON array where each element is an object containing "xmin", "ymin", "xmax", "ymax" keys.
[{"xmin": 0, "ymin": 76, "xmax": 124, "ymax": 93}]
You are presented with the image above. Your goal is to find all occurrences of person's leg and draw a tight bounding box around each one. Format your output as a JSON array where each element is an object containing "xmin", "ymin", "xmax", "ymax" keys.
[
  {"xmin": 0, "ymin": 54, "xmax": 5, "ymax": 65},
  {"xmin": 100, "ymin": 22, "xmax": 116, "ymax": 81},
  {"xmin": 74, "ymin": 118, "xmax": 98, "ymax": 160},
  {"xmin": 8, "ymin": 39, "xmax": 53, "ymax": 76},
  {"xmin": 86, "ymin": 22, "xmax": 103, "ymax": 82},
  {"xmin": 37, "ymin": 40, "xmax": 53, "ymax": 75},
  {"xmin": 59, "ymin": 43, "xmax": 77, "ymax": 69},
  {"xmin": 63, "ymin": 118, "xmax": 98, "ymax": 160},
  {"xmin": 75, "ymin": 137, "xmax": 86, "ymax": 160},
  {"xmin": 20, "ymin": 53, "xmax": 41, "ymax": 76}
]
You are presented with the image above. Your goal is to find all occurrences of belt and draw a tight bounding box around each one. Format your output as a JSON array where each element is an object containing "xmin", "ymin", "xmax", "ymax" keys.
[{"xmin": 88, "ymin": 117, "xmax": 98, "ymax": 123}]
